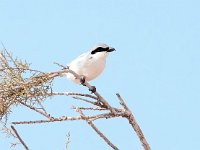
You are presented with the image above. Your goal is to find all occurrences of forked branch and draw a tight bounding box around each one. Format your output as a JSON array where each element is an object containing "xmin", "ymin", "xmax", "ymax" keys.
[{"xmin": 0, "ymin": 49, "xmax": 151, "ymax": 150}]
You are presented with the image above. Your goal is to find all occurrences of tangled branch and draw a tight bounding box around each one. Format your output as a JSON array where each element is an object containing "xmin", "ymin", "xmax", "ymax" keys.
[
  {"xmin": 0, "ymin": 49, "xmax": 53, "ymax": 120},
  {"xmin": 0, "ymin": 49, "xmax": 151, "ymax": 150}
]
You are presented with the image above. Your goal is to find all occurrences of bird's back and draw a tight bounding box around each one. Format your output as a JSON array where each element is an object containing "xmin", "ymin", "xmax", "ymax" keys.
[{"xmin": 66, "ymin": 52, "xmax": 106, "ymax": 83}]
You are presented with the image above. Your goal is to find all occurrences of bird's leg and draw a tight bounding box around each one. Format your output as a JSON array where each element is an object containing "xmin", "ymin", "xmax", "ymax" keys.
[
  {"xmin": 80, "ymin": 75, "xmax": 86, "ymax": 86},
  {"xmin": 79, "ymin": 75, "xmax": 96, "ymax": 93}
]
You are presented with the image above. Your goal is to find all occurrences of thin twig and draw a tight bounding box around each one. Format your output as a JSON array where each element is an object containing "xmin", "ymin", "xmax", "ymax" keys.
[
  {"xmin": 72, "ymin": 106, "xmax": 107, "ymax": 111},
  {"xmin": 0, "ymin": 121, "xmax": 16, "ymax": 138},
  {"xmin": 10, "ymin": 125, "xmax": 29, "ymax": 150},
  {"xmin": 35, "ymin": 98, "xmax": 48, "ymax": 115},
  {"xmin": 116, "ymin": 93, "xmax": 151, "ymax": 150},
  {"xmin": 66, "ymin": 131, "xmax": 70, "ymax": 150},
  {"xmin": 15, "ymin": 99, "xmax": 53, "ymax": 120},
  {"xmin": 54, "ymin": 62, "xmax": 68, "ymax": 69},
  {"xmin": 49, "ymin": 92, "xmax": 98, "ymax": 100},
  {"xmin": 72, "ymin": 96, "xmax": 102, "ymax": 106},
  {"xmin": 81, "ymin": 81, "xmax": 116, "ymax": 114},
  {"xmin": 76, "ymin": 109, "xmax": 119, "ymax": 150},
  {"xmin": 12, "ymin": 112, "xmax": 122, "ymax": 125}
]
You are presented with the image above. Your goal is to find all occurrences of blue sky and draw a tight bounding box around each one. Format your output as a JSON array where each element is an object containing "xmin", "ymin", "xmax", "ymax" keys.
[{"xmin": 0, "ymin": 0, "xmax": 200, "ymax": 149}]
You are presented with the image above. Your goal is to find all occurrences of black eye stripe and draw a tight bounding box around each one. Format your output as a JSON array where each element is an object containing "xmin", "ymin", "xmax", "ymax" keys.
[{"xmin": 91, "ymin": 47, "xmax": 109, "ymax": 54}]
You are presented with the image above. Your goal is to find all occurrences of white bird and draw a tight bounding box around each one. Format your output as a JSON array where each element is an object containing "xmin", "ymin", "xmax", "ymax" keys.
[{"xmin": 65, "ymin": 43, "xmax": 115, "ymax": 84}]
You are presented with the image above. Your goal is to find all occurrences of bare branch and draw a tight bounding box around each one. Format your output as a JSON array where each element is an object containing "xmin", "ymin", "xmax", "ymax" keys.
[
  {"xmin": 66, "ymin": 131, "xmax": 70, "ymax": 150},
  {"xmin": 49, "ymin": 92, "xmax": 98, "ymax": 100},
  {"xmin": 0, "ymin": 51, "xmax": 151, "ymax": 150},
  {"xmin": 72, "ymin": 96, "xmax": 101, "ymax": 106},
  {"xmin": 11, "ymin": 125, "xmax": 29, "ymax": 150},
  {"xmin": 15, "ymin": 99, "xmax": 53, "ymax": 120},
  {"xmin": 81, "ymin": 80, "xmax": 117, "ymax": 114},
  {"xmin": 116, "ymin": 93, "xmax": 151, "ymax": 150},
  {"xmin": 72, "ymin": 106, "xmax": 107, "ymax": 111},
  {"xmin": 76, "ymin": 109, "xmax": 119, "ymax": 150},
  {"xmin": 12, "ymin": 112, "xmax": 122, "ymax": 125}
]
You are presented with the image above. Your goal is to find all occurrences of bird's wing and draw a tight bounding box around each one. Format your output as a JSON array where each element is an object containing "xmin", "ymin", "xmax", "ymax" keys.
[{"xmin": 68, "ymin": 52, "xmax": 89, "ymax": 67}]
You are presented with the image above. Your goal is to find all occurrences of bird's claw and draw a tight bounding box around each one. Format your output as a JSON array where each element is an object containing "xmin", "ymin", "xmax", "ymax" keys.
[
  {"xmin": 89, "ymin": 86, "xmax": 96, "ymax": 93},
  {"xmin": 79, "ymin": 75, "xmax": 96, "ymax": 93}
]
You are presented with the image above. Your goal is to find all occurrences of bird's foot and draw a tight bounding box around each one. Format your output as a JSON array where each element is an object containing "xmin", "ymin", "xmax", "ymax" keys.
[
  {"xmin": 79, "ymin": 75, "xmax": 96, "ymax": 93},
  {"xmin": 80, "ymin": 75, "xmax": 86, "ymax": 86},
  {"xmin": 89, "ymin": 86, "xmax": 96, "ymax": 93}
]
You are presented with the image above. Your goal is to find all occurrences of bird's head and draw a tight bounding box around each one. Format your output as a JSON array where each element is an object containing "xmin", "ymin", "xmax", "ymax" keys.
[{"xmin": 90, "ymin": 43, "xmax": 115, "ymax": 59}]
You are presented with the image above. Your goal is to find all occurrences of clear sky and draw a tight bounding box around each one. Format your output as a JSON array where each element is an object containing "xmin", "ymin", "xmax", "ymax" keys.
[{"xmin": 0, "ymin": 0, "xmax": 200, "ymax": 150}]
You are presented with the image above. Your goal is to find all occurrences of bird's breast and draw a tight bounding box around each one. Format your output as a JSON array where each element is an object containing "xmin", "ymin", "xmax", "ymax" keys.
[{"xmin": 81, "ymin": 59, "xmax": 106, "ymax": 81}]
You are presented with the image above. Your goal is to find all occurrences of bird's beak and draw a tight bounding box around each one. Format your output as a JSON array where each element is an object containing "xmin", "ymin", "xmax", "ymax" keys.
[{"xmin": 107, "ymin": 47, "xmax": 116, "ymax": 52}]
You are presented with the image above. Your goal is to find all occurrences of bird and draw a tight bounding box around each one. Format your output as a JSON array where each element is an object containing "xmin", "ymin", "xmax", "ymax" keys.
[{"xmin": 65, "ymin": 43, "xmax": 115, "ymax": 86}]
